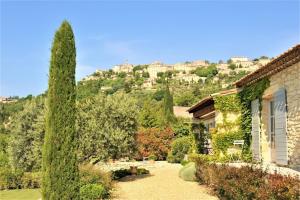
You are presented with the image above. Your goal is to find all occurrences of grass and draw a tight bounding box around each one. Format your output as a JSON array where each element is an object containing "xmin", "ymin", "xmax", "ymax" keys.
[{"xmin": 0, "ymin": 189, "xmax": 41, "ymax": 200}]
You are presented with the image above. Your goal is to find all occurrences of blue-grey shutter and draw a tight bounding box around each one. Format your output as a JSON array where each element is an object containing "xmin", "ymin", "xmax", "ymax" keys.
[
  {"xmin": 274, "ymin": 88, "xmax": 288, "ymax": 165},
  {"xmin": 251, "ymin": 99, "xmax": 261, "ymax": 161}
]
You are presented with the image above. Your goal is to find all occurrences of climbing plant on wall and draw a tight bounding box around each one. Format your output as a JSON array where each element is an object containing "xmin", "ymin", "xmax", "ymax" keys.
[
  {"xmin": 238, "ymin": 78, "xmax": 270, "ymax": 153},
  {"xmin": 213, "ymin": 94, "xmax": 241, "ymax": 113},
  {"xmin": 212, "ymin": 94, "xmax": 243, "ymax": 154}
]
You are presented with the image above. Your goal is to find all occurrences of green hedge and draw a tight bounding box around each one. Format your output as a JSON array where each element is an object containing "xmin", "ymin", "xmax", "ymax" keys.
[
  {"xmin": 194, "ymin": 155, "xmax": 300, "ymax": 200},
  {"xmin": 80, "ymin": 184, "xmax": 106, "ymax": 200},
  {"xmin": 167, "ymin": 136, "xmax": 192, "ymax": 163},
  {"xmin": 179, "ymin": 162, "xmax": 196, "ymax": 182}
]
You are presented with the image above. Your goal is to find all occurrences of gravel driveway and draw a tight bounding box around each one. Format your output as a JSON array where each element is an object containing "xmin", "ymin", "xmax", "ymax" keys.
[{"xmin": 112, "ymin": 162, "xmax": 218, "ymax": 200}]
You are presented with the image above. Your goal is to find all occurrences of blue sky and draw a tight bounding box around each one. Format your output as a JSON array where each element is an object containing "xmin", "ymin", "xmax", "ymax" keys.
[{"xmin": 1, "ymin": 1, "xmax": 299, "ymax": 97}]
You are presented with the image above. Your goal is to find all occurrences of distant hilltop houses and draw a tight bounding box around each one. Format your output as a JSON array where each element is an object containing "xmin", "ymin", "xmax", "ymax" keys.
[
  {"xmin": 0, "ymin": 96, "xmax": 18, "ymax": 104},
  {"xmin": 82, "ymin": 56, "xmax": 272, "ymax": 89}
]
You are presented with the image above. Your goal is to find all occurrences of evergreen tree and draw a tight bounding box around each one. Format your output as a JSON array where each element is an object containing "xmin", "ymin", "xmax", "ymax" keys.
[
  {"xmin": 42, "ymin": 21, "xmax": 79, "ymax": 199},
  {"xmin": 163, "ymin": 83, "xmax": 175, "ymax": 124}
]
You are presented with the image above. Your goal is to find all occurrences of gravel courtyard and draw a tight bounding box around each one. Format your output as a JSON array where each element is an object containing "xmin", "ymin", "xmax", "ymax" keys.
[{"xmin": 112, "ymin": 161, "xmax": 218, "ymax": 200}]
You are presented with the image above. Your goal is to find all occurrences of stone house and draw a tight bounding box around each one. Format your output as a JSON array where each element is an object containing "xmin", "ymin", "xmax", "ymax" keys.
[
  {"xmin": 187, "ymin": 89, "xmax": 240, "ymax": 153},
  {"xmin": 236, "ymin": 44, "xmax": 300, "ymax": 168}
]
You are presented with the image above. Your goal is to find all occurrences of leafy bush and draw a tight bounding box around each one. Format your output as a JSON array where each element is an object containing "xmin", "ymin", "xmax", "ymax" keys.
[
  {"xmin": 179, "ymin": 162, "xmax": 196, "ymax": 182},
  {"xmin": 194, "ymin": 157, "xmax": 300, "ymax": 199},
  {"xmin": 167, "ymin": 152, "xmax": 176, "ymax": 163},
  {"xmin": 148, "ymin": 154, "xmax": 157, "ymax": 161},
  {"xmin": 80, "ymin": 184, "xmax": 106, "ymax": 200},
  {"xmin": 79, "ymin": 164, "xmax": 112, "ymax": 192},
  {"xmin": 137, "ymin": 168, "xmax": 150, "ymax": 175},
  {"xmin": 167, "ymin": 136, "xmax": 192, "ymax": 163},
  {"xmin": 21, "ymin": 172, "xmax": 41, "ymax": 189},
  {"xmin": 180, "ymin": 160, "xmax": 190, "ymax": 166},
  {"xmin": 135, "ymin": 127, "xmax": 174, "ymax": 160},
  {"xmin": 194, "ymin": 64, "xmax": 218, "ymax": 77},
  {"xmin": 0, "ymin": 168, "xmax": 23, "ymax": 190}
]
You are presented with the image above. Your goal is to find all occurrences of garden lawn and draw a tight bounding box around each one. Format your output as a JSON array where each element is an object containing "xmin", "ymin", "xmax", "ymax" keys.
[{"xmin": 0, "ymin": 189, "xmax": 41, "ymax": 200}]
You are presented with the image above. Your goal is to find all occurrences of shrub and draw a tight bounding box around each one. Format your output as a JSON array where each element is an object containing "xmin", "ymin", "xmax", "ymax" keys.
[
  {"xmin": 137, "ymin": 168, "xmax": 150, "ymax": 175},
  {"xmin": 21, "ymin": 172, "xmax": 41, "ymax": 189},
  {"xmin": 148, "ymin": 154, "xmax": 157, "ymax": 161},
  {"xmin": 0, "ymin": 168, "xmax": 23, "ymax": 190},
  {"xmin": 79, "ymin": 164, "xmax": 112, "ymax": 192},
  {"xmin": 167, "ymin": 152, "xmax": 176, "ymax": 163},
  {"xmin": 179, "ymin": 162, "xmax": 196, "ymax": 182},
  {"xmin": 111, "ymin": 167, "xmax": 149, "ymax": 180},
  {"xmin": 80, "ymin": 184, "xmax": 106, "ymax": 200},
  {"xmin": 167, "ymin": 136, "xmax": 192, "ymax": 163},
  {"xmin": 135, "ymin": 127, "xmax": 174, "ymax": 160},
  {"xmin": 194, "ymin": 157, "xmax": 300, "ymax": 199},
  {"xmin": 180, "ymin": 160, "xmax": 190, "ymax": 166}
]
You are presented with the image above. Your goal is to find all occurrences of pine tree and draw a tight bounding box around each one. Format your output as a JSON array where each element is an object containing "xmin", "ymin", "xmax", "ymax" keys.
[
  {"xmin": 42, "ymin": 21, "xmax": 79, "ymax": 199},
  {"xmin": 163, "ymin": 83, "xmax": 175, "ymax": 124}
]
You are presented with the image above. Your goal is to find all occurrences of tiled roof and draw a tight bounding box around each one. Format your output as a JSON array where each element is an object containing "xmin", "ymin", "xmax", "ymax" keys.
[{"xmin": 235, "ymin": 44, "xmax": 300, "ymax": 87}]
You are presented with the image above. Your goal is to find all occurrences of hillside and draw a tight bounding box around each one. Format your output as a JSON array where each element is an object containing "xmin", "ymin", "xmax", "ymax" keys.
[{"xmin": 78, "ymin": 56, "xmax": 271, "ymax": 106}]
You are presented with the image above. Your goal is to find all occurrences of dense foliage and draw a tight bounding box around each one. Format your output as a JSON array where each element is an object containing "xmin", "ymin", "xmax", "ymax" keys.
[
  {"xmin": 135, "ymin": 127, "xmax": 174, "ymax": 160},
  {"xmin": 42, "ymin": 21, "xmax": 80, "ymax": 199},
  {"xmin": 193, "ymin": 64, "xmax": 218, "ymax": 77},
  {"xmin": 238, "ymin": 78, "xmax": 270, "ymax": 151},
  {"xmin": 77, "ymin": 92, "xmax": 138, "ymax": 162},
  {"xmin": 194, "ymin": 155, "xmax": 300, "ymax": 200},
  {"xmin": 9, "ymin": 97, "xmax": 45, "ymax": 172},
  {"xmin": 167, "ymin": 136, "xmax": 193, "ymax": 163}
]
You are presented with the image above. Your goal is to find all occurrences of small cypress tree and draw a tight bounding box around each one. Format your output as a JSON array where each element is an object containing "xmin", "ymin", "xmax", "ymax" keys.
[
  {"xmin": 42, "ymin": 21, "xmax": 79, "ymax": 199},
  {"xmin": 163, "ymin": 83, "xmax": 175, "ymax": 124}
]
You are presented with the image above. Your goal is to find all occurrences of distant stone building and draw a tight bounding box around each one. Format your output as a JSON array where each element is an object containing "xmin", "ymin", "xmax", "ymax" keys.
[
  {"xmin": 231, "ymin": 56, "xmax": 249, "ymax": 62},
  {"xmin": 112, "ymin": 63, "xmax": 133, "ymax": 73},
  {"xmin": 147, "ymin": 61, "xmax": 169, "ymax": 78},
  {"xmin": 176, "ymin": 74, "xmax": 200, "ymax": 83},
  {"xmin": 0, "ymin": 96, "xmax": 17, "ymax": 104}
]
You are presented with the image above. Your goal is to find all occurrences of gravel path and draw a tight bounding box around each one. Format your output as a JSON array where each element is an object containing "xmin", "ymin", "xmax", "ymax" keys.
[{"xmin": 113, "ymin": 162, "xmax": 218, "ymax": 200}]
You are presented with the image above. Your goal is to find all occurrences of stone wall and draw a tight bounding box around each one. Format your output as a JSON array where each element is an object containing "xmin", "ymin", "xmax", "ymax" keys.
[{"xmin": 261, "ymin": 61, "xmax": 300, "ymax": 167}]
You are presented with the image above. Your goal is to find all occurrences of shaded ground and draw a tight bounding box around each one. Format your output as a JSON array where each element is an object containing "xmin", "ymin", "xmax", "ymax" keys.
[{"xmin": 113, "ymin": 162, "xmax": 218, "ymax": 200}]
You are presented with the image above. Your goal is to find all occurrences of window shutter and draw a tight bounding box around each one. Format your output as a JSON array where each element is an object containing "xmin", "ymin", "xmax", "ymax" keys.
[
  {"xmin": 251, "ymin": 99, "xmax": 261, "ymax": 161},
  {"xmin": 274, "ymin": 88, "xmax": 288, "ymax": 165}
]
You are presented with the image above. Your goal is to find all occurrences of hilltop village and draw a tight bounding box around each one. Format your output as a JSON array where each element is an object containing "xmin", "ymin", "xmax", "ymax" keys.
[{"xmin": 82, "ymin": 56, "xmax": 271, "ymax": 91}]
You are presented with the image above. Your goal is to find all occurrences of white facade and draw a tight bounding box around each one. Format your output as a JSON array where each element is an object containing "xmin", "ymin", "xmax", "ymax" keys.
[{"xmin": 231, "ymin": 56, "xmax": 249, "ymax": 62}]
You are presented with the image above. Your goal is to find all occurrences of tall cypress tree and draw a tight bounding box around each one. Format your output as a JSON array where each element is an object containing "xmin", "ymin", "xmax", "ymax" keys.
[
  {"xmin": 42, "ymin": 21, "xmax": 79, "ymax": 199},
  {"xmin": 163, "ymin": 83, "xmax": 175, "ymax": 124}
]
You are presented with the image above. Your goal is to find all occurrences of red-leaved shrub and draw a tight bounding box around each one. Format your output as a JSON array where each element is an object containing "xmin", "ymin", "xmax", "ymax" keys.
[
  {"xmin": 135, "ymin": 127, "xmax": 174, "ymax": 160},
  {"xmin": 194, "ymin": 155, "xmax": 300, "ymax": 200}
]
